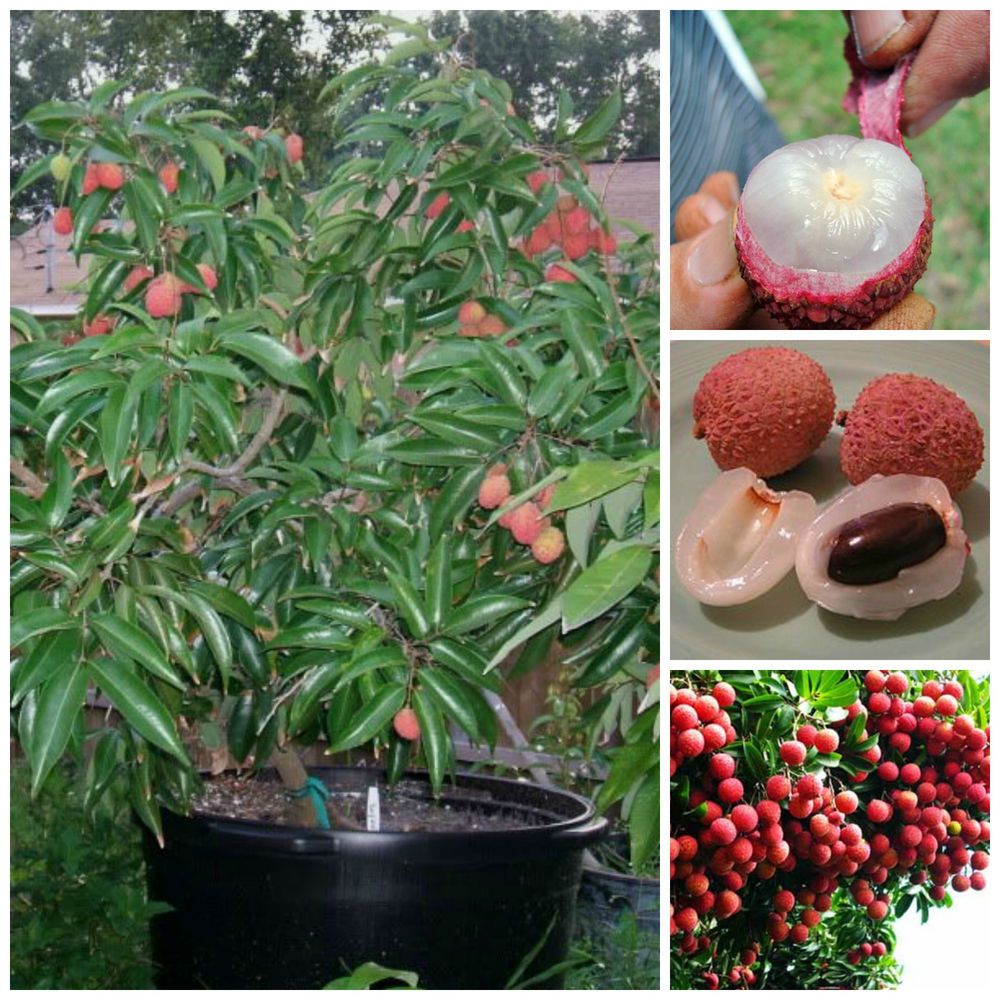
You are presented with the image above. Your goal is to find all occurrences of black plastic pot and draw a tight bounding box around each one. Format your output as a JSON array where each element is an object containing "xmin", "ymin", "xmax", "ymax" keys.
[
  {"xmin": 575, "ymin": 864, "xmax": 660, "ymax": 957},
  {"xmin": 143, "ymin": 767, "xmax": 606, "ymax": 989}
]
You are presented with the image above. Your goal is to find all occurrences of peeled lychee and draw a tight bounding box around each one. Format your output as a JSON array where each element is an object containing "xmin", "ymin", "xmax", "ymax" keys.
[
  {"xmin": 838, "ymin": 373, "xmax": 984, "ymax": 494},
  {"xmin": 508, "ymin": 503, "xmax": 545, "ymax": 545},
  {"xmin": 53, "ymin": 207, "xmax": 73, "ymax": 235},
  {"xmin": 531, "ymin": 526, "xmax": 565, "ymax": 564},
  {"xmin": 479, "ymin": 472, "xmax": 511, "ymax": 509},
  {"xmin": 693, "ymin": 347, "xmax": 835, "ymax": 477},
  {"xmin": 393, "ymin": 707, "xmax": 421, "ymax": 741},
  {"xmin": 734, "ymin": 136, "xmax": 932, "ymax": 329},
  {"xmin": 145, "ymin": 273, "xmax": 185, "ymax": 319}
]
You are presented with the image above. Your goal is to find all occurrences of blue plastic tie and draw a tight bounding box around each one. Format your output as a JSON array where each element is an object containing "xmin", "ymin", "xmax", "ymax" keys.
[{"xmin": 290, "ymin": 776, "xmax": 331, "ymax": 830}]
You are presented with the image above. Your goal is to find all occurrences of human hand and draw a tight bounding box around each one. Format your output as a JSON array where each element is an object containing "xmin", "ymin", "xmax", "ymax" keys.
[
  {"xmin": 848, "ymin": 10, "xmax": 989, "ymax": 136},
  {"xmin": 671, "ymin": 171, "xmax": 936, "ymax": 330}
]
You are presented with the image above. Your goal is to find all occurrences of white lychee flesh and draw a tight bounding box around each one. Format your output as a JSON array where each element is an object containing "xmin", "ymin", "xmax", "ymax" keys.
[
  {"xmin": 676, "ymin": 468, "xmax": 817, "ymax": 606},
  {"xmin": 795, "ymin": 474, "xmax": 967, "ymax": 621},
  {"xmin": 743, "ymin": 136, "xmax": 925, "ymax": 275}
]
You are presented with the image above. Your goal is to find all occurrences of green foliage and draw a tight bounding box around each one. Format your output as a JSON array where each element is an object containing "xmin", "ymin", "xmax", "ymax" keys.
[
  {"xmin": 10, "ymin": 760, "xmax": 166, "ymax": 990},
  {"xmin": 567, "ymin": 910, "xmax": 660, "ymax": 990},
  {"xmin": 11, "ymin": 17, "xmax": 659, "ymax": 841}
]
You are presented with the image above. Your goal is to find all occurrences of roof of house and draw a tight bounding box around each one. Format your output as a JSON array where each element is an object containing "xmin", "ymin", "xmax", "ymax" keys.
[{"xmin": 10, "ymin": 159, "xmax": 660, "ymax": 318}]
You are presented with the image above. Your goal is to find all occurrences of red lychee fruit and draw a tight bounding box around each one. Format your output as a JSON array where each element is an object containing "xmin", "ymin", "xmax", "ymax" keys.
[
  {"xmin": 797, "ymin": 724, "xmax": 818, "ymax": 748},
  {"xmin": 935, "ymin": 694, "xmax": 958, "ymax": 716},
  {"xmin": 285, "ymin": 133, "xmax": 304, "ymax": 163},
  {"xmin": 708, "ymin": 753, "xmax": 736, "ymax": 781},
  {"xmin": 562, "ymin": 233, "xmax": 591, "ymax": 259},
  {"xmin": 95, "ymin": 162, "xmax": 125, "ymax": 190},
  {"xmin": 717, "ymin": 778, "xmax": 744, "ymax": 804},
  {"xmin": 145, "ymin": 273, "xmax": 185, "ymax": 319},
  {"xmin": 123, "ymin": 265, "xmax": 154, "ymax": 293},
  {"xmin": 393, "ymin": 707, "xmax": 421, "ymax": 741},
  {"xmin": 81, "ymin": 163, "xmax": 100, "ymax": 195},
  {"xmin": 478, "ymin": 472, "xmax": 511, "ymax": 510},
  {"xmin": 242, "ymin": 125, "xmax": 265, "ymax": 140},
  {"xmin": 52, "ymin": 207, "xmax": 73, "ymax": 235},
  {"xmin": 692, "ymin": 347, "xmax": 835, "ymax": 477},
  {"xmin": 159, "ymin": 161, "xmax": 180, "ymax": 193},
  {"xmin": 82, "ymin": 314, "xmax": 115, "ymax": 337},
  {"xmin": 715, "ymin": 890, "xmax": 741, "ymax": 919},
  {"xmin": 780, "ymin": 741, "xmax": 807, "ymax": 766},
  {"xmin": 544, "ymin": 263, "xmax": 576, "ymax": 283},
  {"xmin": 478, "ymin": 314, "xmax": 507, "ymax": 337},
  {"xmin": 734, "ymin": 135, "xmax": 932, "ymax": 329},
  {"xmin": 713, "ymin": 682, "xmax": 736, "ymax": 708},
  {"xmin": 563, "ymin": 206, "xmax": 590, "ymax": 235},
  {"xmin": 424, "ymin": 192, "xmax": 450, "ymax": 219},
  {"xmin": 796, "ymin": 774, "xmax": 821, "ymax": 798},
  {"xmin": 531, "ymin": 526, "xmax": 565, "ymax": 565},
  {"xmin": 591, "ymin": 229, "xmax": 618, "ymax": 255},
  {"xmin": 677, "ymin": 729, "xmax": 705, "ymax": 758},
  {"xmin": 838, "ymin": 374, "xmax": 983, "ymax": 494},
  {"xmin": 766, "ymin": 775, "xmax": 791, "ymax": 801},
  {"xmin": 814, "ymin": 729, "xmax": 840, "ymax": 754},
  {"xmin": 866, "ymin": 800, "xmax": 892, "ymax": 823},
  {"xmin": 508, "ymin": 502, "xmax": 544, "ymax": 545},
  {"xmin": 835, "ymin": 790, "xmax": 859, "ymax": 814},
  {"xmin": 458, "ymin": 301, "xmax": 487, "ymax": 326}
]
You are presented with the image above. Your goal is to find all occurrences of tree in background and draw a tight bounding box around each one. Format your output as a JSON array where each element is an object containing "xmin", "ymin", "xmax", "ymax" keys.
[{"xmin": 11, "ymin": 9, "xmax": 658, "ymax": 226}]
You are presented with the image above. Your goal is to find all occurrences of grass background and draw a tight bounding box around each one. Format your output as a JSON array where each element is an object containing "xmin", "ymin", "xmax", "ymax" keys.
[{"xmin": 726, "ymin": 10, "xmax": 989, "ymax": 330}]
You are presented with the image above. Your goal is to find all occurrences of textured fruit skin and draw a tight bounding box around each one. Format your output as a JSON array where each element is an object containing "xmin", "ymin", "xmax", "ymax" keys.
[
  {"xmin": 50, "ymin": 153, "xmax": 72, "ymax": 182},
  {"xmin": 780, "ymin": 741, "xmax": 807, "ymax": 766},
  {"xmin": 692, "ymin": 347, "xmax": 835, "ymax": 477},
  {"xmin": 814, "ymin": 729, "xmax": 840, "ymax": 754},
  {"xmin": 159, "ymin": 161, "xmax": 180, "ymax": 193},
  {"xmin": 145, "ymin": 274, "xmax": 185, "ymax": 318},
  {"xmin": 545, "ymin": 263, "xmax": 575, "ymax": 283},
  {"xmin": 478, "ymin": 473, "xmax": 511, "ymax": 510},
  {"xmin": 508, "ymin": 503, "xmax": 544, "ymax": 545},
  {"xmin": 95, "ymin": 162, "xmax": 125, "ymax": 190},
  {"xmin": 531, "ymin": 526, "xmax": 565, "ymax": 564},
  {"xmin": 52, "ymin": 207, "xmax": 73, "ymax": 235},
  {"xmin": 838, "ymin": 373, "xmax": 984, "ymax": 494},
  {"xmin": 393, "ymin": 707, "xmax": 421, "ymax": 741},
  {"xmin": 734, "ymin": 189, "xmax": 933, "ymax": 330},
  {"xmin": 459, "ymin": 301, "xmax": 487, "ymax": 325},
  {"xmin": 766, "ymin": 775, "xmax": 791, "ymax": 801},
  {"xmin": 285, "ymin": 133, "xmax": 304, "ymax": 163}
]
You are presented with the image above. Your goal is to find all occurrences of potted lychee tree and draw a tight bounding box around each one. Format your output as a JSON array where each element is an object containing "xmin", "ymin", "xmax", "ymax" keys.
[{"xmin": 10, "ymin": 22, "xmax": 659, "ymax": 991}]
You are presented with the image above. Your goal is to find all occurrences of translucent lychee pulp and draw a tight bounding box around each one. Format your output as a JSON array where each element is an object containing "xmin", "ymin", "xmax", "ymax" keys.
[{"xmin": 742, "ymin": 136, "xmax": 924, "ymax": 274}]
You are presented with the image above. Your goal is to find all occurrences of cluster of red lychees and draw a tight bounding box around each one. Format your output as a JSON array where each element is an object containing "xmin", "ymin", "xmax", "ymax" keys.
[{"xmin": 670, "ymin": 671, "xmax": 990, "ymax": 975}]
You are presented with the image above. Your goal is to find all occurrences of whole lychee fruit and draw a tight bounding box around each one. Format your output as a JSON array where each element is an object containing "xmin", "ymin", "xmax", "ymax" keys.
[
  {"xmin": 81, "ymin": 163, "xmax": 100, "ymax": 195},
  {"xmin": 780, "ymin": 741, "xmax": 807, "ymax": 766},
  {"xmin": 53, "ymin": 207, "xmax": 73, "ymax": 235},
  {"xmin": 83, "ymin": 314, "xmax": 115, "ymax": 337},
  {"xmin": 692, "ymin": 347, "xmax": 835, "ymax": 477},
  {"xmin": 838, "ymin": 374, "xmax": 984, "ymax": 494},
  {"xmin": 766, "ymin": 775, "xmax": 791, "ymax": 800},
  {"xmin": 393, "ymin": 707, "xmax": 421, "ymax": 741},
  {"xmin": 285, "ymin": 133, "xmax": 304, "ymax": 163},
  {"xmin": 196, "ymin": 263, "xmax": 218, "ymax": 292},
  {"xmin": 50, "ymin": 153, "xmax": 72, "ymax": 182},
  {"xmin": 159, "ymin": 161, "xmax": 180, "ymax": 193},
  {"xmin": 814, "ymin": 729, "xmax": 840, "ymax": 754},
  {"xmin": 95, "ymin": 162, "xmax": 125, "ymax": 190},
  {"xmin": 524, "ymin": 226, "xmax": 552, "ymax": 256},
  {"xmin": 123, "ymin": 265, "xmax": 154, "ymax": 294},
  {"xmin": 508, "ymin": 503, "xmax": 544, "ymax": 545},
  {"xmin": 145, "ymin": 273, "xmax": 185, "ymax": 319},
  {"xmin": 531, "ymin": 526, "xmax": 565, "ymax": 564},
  {"xmin": 591, "ymin": 229, "xmax": 618, "ymax": 255},
  {"xmin": 424, "ymin": 192, "xmax": 450, "ymax": 219},
  {"xmin": 545, "ymin": 263, "xmax": 575, "ymax": 283},
  {"xmin": 678, "ymin": 728, "xmax": 705, "ymax": 758},
  {"xmin": 478, "ymin": 472, "xmax": 511, "ymax": 510},
  {"xmin": 734, "ymin": 135, "xmax": 932, "ymax": 329},
  {"xmin": 563, "ymin": 233, "xmax": 591, "ymax": 259}
]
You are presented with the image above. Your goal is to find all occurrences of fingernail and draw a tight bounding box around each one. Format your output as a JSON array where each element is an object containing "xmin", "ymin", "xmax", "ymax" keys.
[
  {"xmin": 851, "ymin": 10, "xmax": 905, "ymax": 59},
  {"xmin": 906, "ymin": 99, "xmax": 959, "ymax": 137},
  {"xmin": 702, "ymin": 194, "xmax": 727, "ymax": 226},
  {"xmin": 689, "ymin": 218, "xmax": 738, "ymax": 287}
]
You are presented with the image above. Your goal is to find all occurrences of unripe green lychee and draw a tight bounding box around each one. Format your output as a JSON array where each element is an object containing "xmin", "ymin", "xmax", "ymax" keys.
[{"xmin": 50, "ymin": 153, "xmax": 72, "ymax": 182}]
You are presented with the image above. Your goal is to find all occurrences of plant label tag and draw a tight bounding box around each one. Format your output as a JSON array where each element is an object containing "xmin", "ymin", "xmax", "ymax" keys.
[{"xmin": 366, "ymin": 785, "xmax": 381, "ymax": 832}]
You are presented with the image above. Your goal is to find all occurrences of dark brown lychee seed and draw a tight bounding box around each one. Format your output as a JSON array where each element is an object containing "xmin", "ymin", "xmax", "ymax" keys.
[{"xmin": 827, "ymin": 502, "xmax": 946, "ymax": 585}]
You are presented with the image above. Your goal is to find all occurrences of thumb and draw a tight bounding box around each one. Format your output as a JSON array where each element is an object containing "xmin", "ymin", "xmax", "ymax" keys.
[{"xmin": 670, "ymin": 214, "xmax": 755, "ymax": 330}]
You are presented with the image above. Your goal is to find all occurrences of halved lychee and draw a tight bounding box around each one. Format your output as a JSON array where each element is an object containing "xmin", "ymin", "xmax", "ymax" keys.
[{"xmin": 735, "ymin": 135, "xmax": 932, "ymax": 329}]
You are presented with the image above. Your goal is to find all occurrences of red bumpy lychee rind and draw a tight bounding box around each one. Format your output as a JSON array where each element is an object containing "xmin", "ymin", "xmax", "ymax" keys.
[
  {"xmin": 733, "ymin": 192, "xmax": 933, "ymax": 330},
  {"xmin": 393, "ymin": 707, "xmax": 421, "ymax": 741},
  {"xmin": 837, "ymin": 373, "xmax": 984, "ymax": 494},
  {"xmin": 693, "ymin": 347, "xmax": 835, "ymax": 477}
]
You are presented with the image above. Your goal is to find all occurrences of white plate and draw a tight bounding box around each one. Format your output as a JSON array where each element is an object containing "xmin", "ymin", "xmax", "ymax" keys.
[{"xmin": 670, "ymin": 341, "xmax": 989, "ymax": 660}]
